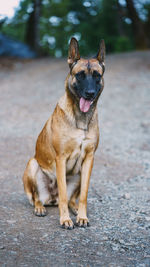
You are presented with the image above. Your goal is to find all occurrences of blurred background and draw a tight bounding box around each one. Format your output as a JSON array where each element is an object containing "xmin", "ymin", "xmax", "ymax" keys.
[
  {"xmin": 0, "ymin": 0, "xmax": 150, "ymax": 58},
  {"xmin": 1, "ymin": 2, "xmax": 150, "ymax": 265}
]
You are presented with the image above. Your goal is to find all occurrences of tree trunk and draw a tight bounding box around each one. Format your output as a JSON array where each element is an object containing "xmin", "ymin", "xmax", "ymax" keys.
[
  {"xmin": 145, "ymin": 6, "xmax": 150, "ymax": 47},
  {"xmin": 117, "ymin": 1, "xmax": 126, "ymax": 36},
  {"xmin": 25, "ymin": 0, "xmax": 41, "ymax": 54},
  {"xmin": 125, "ymin": 0, "xmax": 148, "ymax": 49}
]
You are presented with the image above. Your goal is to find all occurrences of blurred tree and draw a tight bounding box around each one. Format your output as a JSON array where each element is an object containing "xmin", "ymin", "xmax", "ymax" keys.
[
  {"xmin": 97, "ymin": 0, "xmax": 123, "ymax": 52},
  {"xmin": 125, "ymin": 0, "xmax": 148, "ymax": 49},
  {"xmin": 26, "ymin": 0, "xmax": 42, "ymax": 53},
  {"xmin": 142, "ymin": 2, "xmax": 150, "ymax": 47},
  {"xmin": 0, "ymin": 18, "xmax": 6, "ymax": 29},
  {"xmin": 1, "ymin": 0, "xmax": 150, "ymax": 56}
]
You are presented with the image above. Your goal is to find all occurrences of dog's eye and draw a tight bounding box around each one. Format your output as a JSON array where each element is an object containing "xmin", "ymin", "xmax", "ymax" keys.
[
  {"xmin": 93, "ymin": 71, "xmax": 101, "ymax": 82},
  {"xmin": 75, "ymin": 71, "xmax": 85, "ymax": 80}
]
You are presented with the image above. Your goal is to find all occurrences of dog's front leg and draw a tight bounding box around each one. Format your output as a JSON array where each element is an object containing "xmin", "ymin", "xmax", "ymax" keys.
[
  {"xmin": 76, "ymin": 152, "xmax": 94, "ymax": 227},
  {"xmin": 56, "ymin": 156, "xmax": 74, "ymax": 229}
]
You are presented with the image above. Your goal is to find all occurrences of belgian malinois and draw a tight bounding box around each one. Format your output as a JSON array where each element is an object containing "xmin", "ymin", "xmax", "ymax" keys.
[{"xmin": 23, "ymin": 37, "xmax": 105, "ymax": 229}]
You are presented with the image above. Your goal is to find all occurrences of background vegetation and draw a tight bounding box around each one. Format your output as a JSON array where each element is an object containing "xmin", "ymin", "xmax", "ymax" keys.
[{"xmin": 0, "ymin": 0, "xmax": 150, "ymax": 57}]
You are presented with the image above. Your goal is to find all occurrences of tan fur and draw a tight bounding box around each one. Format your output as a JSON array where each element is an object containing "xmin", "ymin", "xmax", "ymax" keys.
[
  {"xmin": 23, "ymin": 38, "xmax": 105, "ymax": 229},
  {"xmin": 71, "ymin": 58, "xmax": 103, "ymax": 75},
  {"xmin": 23, "ymin": 90, "xmax": 99, "ymax": 225}
]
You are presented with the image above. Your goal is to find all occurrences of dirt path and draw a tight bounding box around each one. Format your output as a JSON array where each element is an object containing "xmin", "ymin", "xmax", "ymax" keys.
[{"xmin": 0, "ymin": 52, "xmax": 150, "ymax": 267}]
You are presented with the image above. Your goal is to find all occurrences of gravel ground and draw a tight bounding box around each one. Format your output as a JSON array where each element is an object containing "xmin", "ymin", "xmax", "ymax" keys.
[{"xmin": 0, "ymin": 51, "xmax": 150, "ymax": 267}]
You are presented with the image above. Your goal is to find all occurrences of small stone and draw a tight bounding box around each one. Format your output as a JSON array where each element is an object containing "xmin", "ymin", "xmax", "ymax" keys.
[
  {"xmin": 19, "ymin": 233, "xmax": 24, "ymax": 238},
  {"xmin": 119, "ymin": 239, "xmax": 125, "ymax": 244},
  {"xmin": 111, "ymin": 244, "xmax": 119, "ymax": 251},
  {"xmin": 42, "ymin": 233, "xmax": 49, "ymax": 239},
  {"xmin": 102, "ymin": 235, "xmax": 108, "ymax": 241},
  {"xmin": 123, "ymin": 193, "xmax": 131, "ymax": 200},
  {"xmin": 145, "ymin": 216, "xmax": 150, "ymax": 222}
]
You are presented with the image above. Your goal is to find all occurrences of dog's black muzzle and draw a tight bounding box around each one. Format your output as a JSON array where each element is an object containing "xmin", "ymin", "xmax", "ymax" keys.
[{"xmin": 81, "ymin": 75, "xmax": 101, "ymax": 101}]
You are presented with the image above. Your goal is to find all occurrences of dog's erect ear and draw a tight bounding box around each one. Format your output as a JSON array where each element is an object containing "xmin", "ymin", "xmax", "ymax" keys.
[
  {"xmin": 97, "ymin": 39, "xmax": 105, "ymax": 64},
  {"xmin": 68, "ymin": 37, "xmax": 80, "ymax": 68}
]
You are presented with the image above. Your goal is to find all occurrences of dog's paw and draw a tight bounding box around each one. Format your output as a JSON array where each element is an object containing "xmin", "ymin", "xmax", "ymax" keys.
[
  {"xmin": 76, "ymin": 216, "xmax": 90, "ymax": 228},
  {"xmin": 34, "ymin": 206, "xmax": 47, "ymax": 217},
  {"xmin": 60, "ymin": 217, "xmax": 74, "ymax": 230}
]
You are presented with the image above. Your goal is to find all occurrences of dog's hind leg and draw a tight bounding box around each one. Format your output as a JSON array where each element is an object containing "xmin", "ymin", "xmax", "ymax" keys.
[
  {"xmin": 68, "ymin": 180, "xmax": 80, "ymax": 216},
  {"xmin": 23, "ymin": 158, "xmax": 47, "ymax": 217}
]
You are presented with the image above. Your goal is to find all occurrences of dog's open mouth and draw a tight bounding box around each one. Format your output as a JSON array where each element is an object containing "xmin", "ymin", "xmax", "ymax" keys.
[{"xmin": 79, "ymin": 97, "xmax": 93, "ymax": 113}]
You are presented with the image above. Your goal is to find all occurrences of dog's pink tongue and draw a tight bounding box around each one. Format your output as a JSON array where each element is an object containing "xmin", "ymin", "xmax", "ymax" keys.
[{"xmin": 79, "ymin": 97, "xmax": 91, "ymax": 113}]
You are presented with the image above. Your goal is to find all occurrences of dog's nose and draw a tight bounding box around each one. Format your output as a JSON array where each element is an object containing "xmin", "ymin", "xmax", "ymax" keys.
[{"xmin": 85, "ymin": 91, "xmax": 95, "ymax": 100}]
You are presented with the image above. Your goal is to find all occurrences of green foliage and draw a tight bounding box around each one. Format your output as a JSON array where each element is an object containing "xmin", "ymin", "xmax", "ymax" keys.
[
  {"xmin": 1, "ymin": 0, "xmax": 150, "ymax": 56},
  {"xmin": 1, "ymin": 0, "xmax": 32, "ymax": 42},
  {"xmin": 114, "ymin": 36, "xmax": 133, "ymax": 52}
]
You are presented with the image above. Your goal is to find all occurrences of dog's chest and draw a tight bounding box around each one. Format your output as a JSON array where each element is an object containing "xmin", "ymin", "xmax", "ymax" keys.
[{"xmin": 66, "ymin": 133, "xmax": 89, "ymax": 174}]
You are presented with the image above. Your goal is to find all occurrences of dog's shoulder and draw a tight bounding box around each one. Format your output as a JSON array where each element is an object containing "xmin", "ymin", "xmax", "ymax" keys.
[{"xmin": 53, "ymin": 93, "xmax": 76, "ymax": 127}]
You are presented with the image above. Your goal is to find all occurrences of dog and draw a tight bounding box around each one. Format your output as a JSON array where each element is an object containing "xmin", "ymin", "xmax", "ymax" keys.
[{"xmin": 23, "ymin": 37, "xmax": 105, "ymax": 229}]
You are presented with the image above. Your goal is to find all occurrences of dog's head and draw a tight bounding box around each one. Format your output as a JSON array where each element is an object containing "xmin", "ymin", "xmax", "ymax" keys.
[{"xmin": 66, "ymin": 37, "xmax": 105, "ymax": 113}]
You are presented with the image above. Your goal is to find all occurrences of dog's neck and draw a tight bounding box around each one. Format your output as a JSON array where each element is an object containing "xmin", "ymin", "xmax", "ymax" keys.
[
  {"xmin": 74, "ymin": 108, "xmax": 92, "ymax": 131},
  {"xmin": 64, "ymin": 88, "xmax": 96, "ymax": 131}
]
